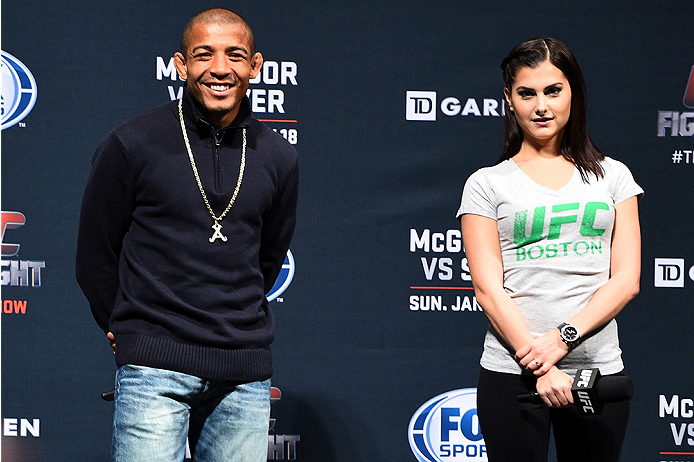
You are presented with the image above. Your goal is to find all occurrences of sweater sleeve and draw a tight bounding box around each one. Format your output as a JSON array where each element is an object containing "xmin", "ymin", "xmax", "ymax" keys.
[
  {"xmin": 75, "ymin": 132, "xmax": 134, "ymax": 332},
  {"xmin": 259, "ymin": 159, "xmax": 299, "ymax": 295}
]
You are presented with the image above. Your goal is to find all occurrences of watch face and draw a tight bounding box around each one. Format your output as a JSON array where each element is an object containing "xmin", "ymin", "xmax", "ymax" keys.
[{"xmin": 562, "ymin": 325, "xmax": 579, "ymax": 342}]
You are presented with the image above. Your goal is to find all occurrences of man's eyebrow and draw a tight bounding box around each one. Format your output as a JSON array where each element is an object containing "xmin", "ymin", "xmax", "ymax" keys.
[
  {"xmin": 191, "ymin": 45, "xmax": 213, "ymax": 54},
  {"xmin": 226, "ymin": 45, "xmax": 249, "ymax": 54},
  {"xmin": 190, "ymin": 45, "xmax": 249, "ymax": 54}
]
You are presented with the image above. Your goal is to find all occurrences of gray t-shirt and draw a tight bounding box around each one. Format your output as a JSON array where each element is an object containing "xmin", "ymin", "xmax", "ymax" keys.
[{"xmin": 457, "ymin": 157, "xmax": 643, "ymax": 376}]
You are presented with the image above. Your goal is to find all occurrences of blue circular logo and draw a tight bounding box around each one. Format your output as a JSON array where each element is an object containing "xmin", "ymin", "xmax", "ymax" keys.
[
  {"xmin": 266, "ymin": 250, "xmax": 295, "ymax": 302},
  {"xmin": 2, "ymin": 51, "xmax": 38, "ymax": 130},
  {"xmin": 408, "ymin": 388, "xmax": 487, "ymax": 462}
]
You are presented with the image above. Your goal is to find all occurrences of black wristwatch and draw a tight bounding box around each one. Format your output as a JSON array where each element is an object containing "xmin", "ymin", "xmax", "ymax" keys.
[{"xmin": 557, "ymin": 322, "xmax": 580, "ymax": 348}]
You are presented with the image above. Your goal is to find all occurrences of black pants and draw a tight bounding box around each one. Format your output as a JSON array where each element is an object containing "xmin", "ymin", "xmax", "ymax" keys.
[{"xmin": 477, "ymin": 368, "xmax": 630, "ymax": 462}]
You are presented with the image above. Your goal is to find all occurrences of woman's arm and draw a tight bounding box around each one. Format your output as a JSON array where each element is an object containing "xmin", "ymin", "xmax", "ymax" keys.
[
  {"xmin": 461, "ymin": 213, "xmax": 536, "ymax": 353},
  {"xmin": 515, "ymin": 196, "xmax": 641, "ymax": 376},
  {"xmin": 462, "ymin": 213, "xmax": 573, "ymax": 406},
  {"xmin": 462, "ymin": 196, "xmax": 641, "ymax": 407},
  {"xmin": 569, "ymin": 196, "xmax": 641, "ymax": 334}
]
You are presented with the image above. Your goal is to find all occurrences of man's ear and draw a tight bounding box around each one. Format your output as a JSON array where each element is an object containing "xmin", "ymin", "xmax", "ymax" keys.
[
  {"xmin": 174, "ymin": 52, "xmax": 188, "ymax": 80},
  {"xmin": 250, "ymin": 52, "xmax": 264, "ymax": 79}
]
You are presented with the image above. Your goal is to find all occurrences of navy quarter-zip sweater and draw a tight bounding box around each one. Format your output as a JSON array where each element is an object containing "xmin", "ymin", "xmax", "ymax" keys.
[{"xmin": 76, "ymin": 90, "xmax": 298, "ymax": 381}]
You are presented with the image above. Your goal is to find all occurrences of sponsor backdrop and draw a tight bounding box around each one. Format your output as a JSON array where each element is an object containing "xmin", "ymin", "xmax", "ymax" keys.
[{"xmin": 1, "ymin": 1, "xmax": 693, "ymax": 461}]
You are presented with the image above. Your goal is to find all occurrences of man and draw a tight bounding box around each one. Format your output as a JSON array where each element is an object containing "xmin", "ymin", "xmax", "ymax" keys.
[{"xmin": 76, "ymin": 9, "xmax": 298, "ymax": 462}]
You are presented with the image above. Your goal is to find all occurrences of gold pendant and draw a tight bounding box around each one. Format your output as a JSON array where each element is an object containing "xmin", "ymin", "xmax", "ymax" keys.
[{"xmin": 209, "ymin": 222, "xmax": 228, "ymax": 243}]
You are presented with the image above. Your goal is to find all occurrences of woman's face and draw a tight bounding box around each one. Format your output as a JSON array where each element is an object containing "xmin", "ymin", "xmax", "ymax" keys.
[{"xmin": 504, "ymin": 60, "xmax": 572, "ymax": 148}]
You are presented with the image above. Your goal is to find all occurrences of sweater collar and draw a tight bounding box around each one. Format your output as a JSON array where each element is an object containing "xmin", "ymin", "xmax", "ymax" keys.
[{"xmin": 181, "ymin": 86, "xmax": 252, "ymax": 131}]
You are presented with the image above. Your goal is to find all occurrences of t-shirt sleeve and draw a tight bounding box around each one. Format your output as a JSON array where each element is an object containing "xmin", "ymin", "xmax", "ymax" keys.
[
  {"xmin": 456, "ymin": 168, "xmax": 497, "ymax": 221},
  {"xmin": 606, "ymin": 157, "xmax": 644, "ymax": 205}
]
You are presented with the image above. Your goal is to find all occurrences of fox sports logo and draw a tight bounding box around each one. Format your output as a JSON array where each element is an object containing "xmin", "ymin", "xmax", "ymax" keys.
[
  {"xmin": 266, "ymin": 250, "xmax": 295, "ymax": 302},
  {"xmin": 408, "ymin": 388, "xmax": 487, "ymax": 461},
  {"xmin": 2, "ymin": 51, "xmax": 38, "ymax": 130}
]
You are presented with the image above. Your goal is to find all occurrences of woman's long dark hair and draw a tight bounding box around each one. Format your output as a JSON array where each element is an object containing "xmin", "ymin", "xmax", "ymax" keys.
[{"xmin": 499, "ymin": 37, "xmax": 604, "ymax": 181}]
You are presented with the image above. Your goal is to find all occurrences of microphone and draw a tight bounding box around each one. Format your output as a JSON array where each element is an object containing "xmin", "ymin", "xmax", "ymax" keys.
[{"xmin": 517, "ymin": 368, "xmax": 634, "ymax": 415}]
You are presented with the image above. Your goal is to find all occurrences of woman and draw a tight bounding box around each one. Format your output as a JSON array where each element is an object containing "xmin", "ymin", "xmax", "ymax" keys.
[{"xmin": 457, "ymin": 37, "xmax": 642, "ymax": 461}]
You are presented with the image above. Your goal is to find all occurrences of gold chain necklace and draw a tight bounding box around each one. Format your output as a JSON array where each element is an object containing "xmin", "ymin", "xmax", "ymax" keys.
[{"xmin": 178, "ymin": 98, "xmax": 246, "ymax": 243}]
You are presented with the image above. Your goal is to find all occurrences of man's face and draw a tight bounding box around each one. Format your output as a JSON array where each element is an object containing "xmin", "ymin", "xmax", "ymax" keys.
[{"xmin": 174, "ymin": 21, "xmax": 263, "ymax": 128}]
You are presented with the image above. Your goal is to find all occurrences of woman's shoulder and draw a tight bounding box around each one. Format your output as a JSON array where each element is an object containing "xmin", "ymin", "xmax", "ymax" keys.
[
  {"xmin": 597, "ymin": 155, "xmax": 644, "ymax": 200},
  {"xmin": 467, "ymin": 159, "xmax": 516, "ymax": 182},
  {"xmin": 600, "ymin": 156, "xmax": 633, "ymax": 174}
]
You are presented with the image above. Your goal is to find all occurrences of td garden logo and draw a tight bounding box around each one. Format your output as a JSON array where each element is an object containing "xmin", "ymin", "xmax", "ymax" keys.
[
  {"xmin": 406, "ymin": 91, "xmax": 504, "ymax": 121},
  {"xmin": 407, "ymin": 91, "xmax": 438, "ymax": 121},
  {"xmin": 408, "ymin": 388, "xmax": 487, "ymax": 461}
]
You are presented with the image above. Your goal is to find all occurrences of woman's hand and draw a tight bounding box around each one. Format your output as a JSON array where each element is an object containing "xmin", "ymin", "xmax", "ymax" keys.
[
  {"xmin": 515, "ymin": 328, "xmax": 569, "ymax": 376},
  {"xmin": 535, "ymin": 367, "xmax": 574, "ymax": 408}
]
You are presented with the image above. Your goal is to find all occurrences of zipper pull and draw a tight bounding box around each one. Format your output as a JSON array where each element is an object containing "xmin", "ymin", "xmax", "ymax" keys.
[{"xmin": 214, "ymin": 130, "xmax": 224, "ymax": 147}]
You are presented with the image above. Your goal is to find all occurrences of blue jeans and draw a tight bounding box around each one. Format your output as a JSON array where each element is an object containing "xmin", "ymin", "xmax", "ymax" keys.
[{"xmin": 112, "ymin": 365, "xmax": 271, "ymax": 462}]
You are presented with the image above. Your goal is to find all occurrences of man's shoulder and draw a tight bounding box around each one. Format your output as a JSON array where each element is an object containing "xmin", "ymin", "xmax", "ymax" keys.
[
  {"xmin": 248, "ymin": 118, "xmax": 298, "ymax": 162},
  {"xmin": 112, "ymin": 100, "xmax": 178, "ymax": 138}
]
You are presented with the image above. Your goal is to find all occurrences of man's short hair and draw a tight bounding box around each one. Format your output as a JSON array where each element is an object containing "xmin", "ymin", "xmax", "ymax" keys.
[{"xmin": 180, "ymin": 8, "xmax": 256, "ymax": 56}]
